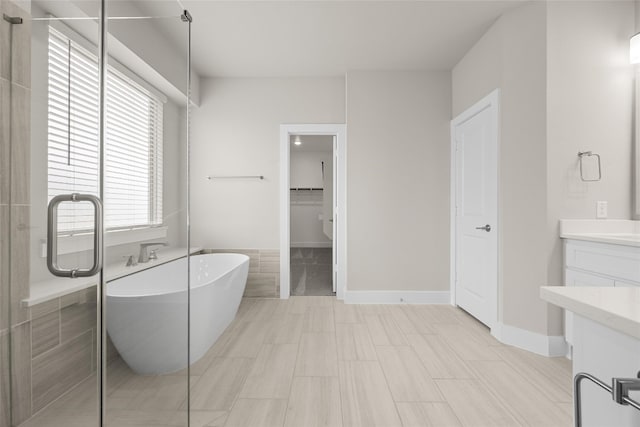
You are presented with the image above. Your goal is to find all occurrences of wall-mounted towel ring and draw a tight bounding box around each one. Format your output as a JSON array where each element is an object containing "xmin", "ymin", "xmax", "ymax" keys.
[{"xmin": 578, "ymin": 151, "xmax": 602, "ymax": 182}]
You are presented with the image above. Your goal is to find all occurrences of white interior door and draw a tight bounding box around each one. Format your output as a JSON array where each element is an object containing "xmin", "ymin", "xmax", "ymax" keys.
[
  {"xmin": 452, "ymin": 91, "xmax": 499, "ymax": 328},
  {"xmin": 322, "ymin": 152, "xmax": 333, "ymax": 240},
  {"xmin": 321, "ymin": 137, "xmax": 337, "ymax": 292},
  {"xmin": 332, "ymin": 136, "xmax": 338, "ymax": 292}
]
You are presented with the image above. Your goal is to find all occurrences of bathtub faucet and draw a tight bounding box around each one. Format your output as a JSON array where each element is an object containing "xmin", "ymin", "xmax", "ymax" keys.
[{"xmin": 138, "ymin": 242, "xmax": 168, "ymax": 263}]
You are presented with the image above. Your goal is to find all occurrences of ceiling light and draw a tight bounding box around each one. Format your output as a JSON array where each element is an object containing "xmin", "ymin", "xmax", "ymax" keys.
[
  {"xmin": 631, "ymin": 33, "xmax": 640, "ymax": 64},
  {"xmin": 294, "ymin": 136, "xmax": 302, "ymax": 146}
]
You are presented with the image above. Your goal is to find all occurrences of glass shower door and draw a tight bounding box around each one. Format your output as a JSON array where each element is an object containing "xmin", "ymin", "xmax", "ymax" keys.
[
  {"xmin": 2, "ymin": 1, "xmax": 103, "ymax": 426},
  {"xmin": 102, "ymin": 3, "xmax": 191, "ymax": 426},
  {"xmin": 1, "ymin": 0, "xmax": 192, "ymax": 426}
]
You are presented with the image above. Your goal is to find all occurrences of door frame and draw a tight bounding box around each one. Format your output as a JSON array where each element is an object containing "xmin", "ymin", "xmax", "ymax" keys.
[
  {"xmin": 280, "ymin": 124, "xmax": 347, "ymax": 300},
  {"xmin": 449, "ymin": 89, "xmax": 500, "ymax": 329}
]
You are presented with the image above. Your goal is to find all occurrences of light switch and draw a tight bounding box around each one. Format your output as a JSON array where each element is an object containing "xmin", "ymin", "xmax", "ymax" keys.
[{"xmin": 596, "ymin": 201, "xmax": 608, "ymax": 219}]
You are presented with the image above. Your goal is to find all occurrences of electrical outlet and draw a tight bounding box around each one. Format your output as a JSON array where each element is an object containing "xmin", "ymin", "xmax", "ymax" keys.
[{"xmin": 596, "ymin": 201, "xmax": 608, "ymax": 219}]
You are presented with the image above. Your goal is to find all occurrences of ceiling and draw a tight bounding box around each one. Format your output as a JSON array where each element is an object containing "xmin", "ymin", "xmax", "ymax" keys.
[{"xmin": 135, "ymin": 1, "xmax": 524, "ymax": 78}]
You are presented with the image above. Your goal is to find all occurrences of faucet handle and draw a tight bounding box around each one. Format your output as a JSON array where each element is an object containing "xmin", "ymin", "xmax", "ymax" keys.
[
  {"xmin": 138, "ymin": 242, "xmax": 168, "ymax": 263},
  {"xmin": 122, "ymin": 255, "xmax": 137, "ymax": 267},
  {"xmin": 149, "ymin": 250, "xmax": 158, "ymax": 261}
]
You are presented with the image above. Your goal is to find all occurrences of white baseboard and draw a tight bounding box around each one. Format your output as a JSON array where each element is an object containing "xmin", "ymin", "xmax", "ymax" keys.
[
  {"xmin": 290, "ymin": 242, "xmax": 332, "ymax": 248},
  {"xmin": 344, "ymin": 290, "xmax": 450, "ymax": 305},
  {"xmin": 492, "ymin": 322, "xmax": 567, "ymax": 357}
]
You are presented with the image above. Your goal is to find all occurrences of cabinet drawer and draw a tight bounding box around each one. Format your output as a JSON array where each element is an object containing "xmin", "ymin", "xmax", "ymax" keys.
[
  {"xmin": 565, "ymin": 269, "xmax": 614, "ymax": 287},
  {"xmin": 565, "ymin": 241, "xmax": 640, "ymax": 283}
]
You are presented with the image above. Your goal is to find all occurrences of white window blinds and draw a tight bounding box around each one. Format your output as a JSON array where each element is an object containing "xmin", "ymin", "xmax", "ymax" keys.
[{"xmin": 47, "ymin": 27, "xmax": 163, "ymax": 234}]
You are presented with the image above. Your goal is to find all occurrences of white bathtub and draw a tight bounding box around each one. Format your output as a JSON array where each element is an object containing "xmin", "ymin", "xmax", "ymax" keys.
[{"xmin": 107, "ymin": 253, "xmax": 249, "ymax": 375}]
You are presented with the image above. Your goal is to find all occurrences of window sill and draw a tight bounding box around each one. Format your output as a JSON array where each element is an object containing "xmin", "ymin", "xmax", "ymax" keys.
[{"xmin": 40, "ymin": 226, "xmax": 168, "ymax": 257}]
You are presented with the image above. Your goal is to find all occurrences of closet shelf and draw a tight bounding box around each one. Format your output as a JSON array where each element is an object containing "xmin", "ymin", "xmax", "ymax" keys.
[{"xmin": 289, "ymin": 187, "xmax": 323, "ymax": 191}]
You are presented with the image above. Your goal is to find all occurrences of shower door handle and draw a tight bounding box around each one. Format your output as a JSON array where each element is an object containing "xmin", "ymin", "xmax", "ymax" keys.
[{"xmin": 47, "ymin": 193, "xmax": 103, "ymax": 278}]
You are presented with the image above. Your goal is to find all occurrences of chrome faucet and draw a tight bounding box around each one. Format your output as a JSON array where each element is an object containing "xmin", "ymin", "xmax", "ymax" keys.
[{"xmin": 138, "ymin": 242, "xmax": 168, "ymax": 263}]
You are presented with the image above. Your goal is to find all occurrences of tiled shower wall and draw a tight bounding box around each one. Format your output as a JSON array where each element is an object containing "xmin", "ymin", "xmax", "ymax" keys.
[
  {"xmin": 1, "ymin": 1, "xmax": 32, "ymax": 425},
  {"xmin": 8, "ymin": 288, "xmax": 106, "ymax": 426},
  {"xmin": 202, "ymin": 249, "xmax": 280, "ymax": 298},
  {"xmin": 27, "ymin": 287, "xmax": 119, "ymax": 415}
]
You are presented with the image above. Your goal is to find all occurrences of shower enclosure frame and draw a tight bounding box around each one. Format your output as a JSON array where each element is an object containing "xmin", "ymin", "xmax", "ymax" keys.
[{"xmin": 1, "ymin": 1, "xmax": 194, "ymax": 425}]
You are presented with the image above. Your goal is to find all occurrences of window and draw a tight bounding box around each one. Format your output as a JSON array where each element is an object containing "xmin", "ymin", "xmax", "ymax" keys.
[{"xmin": 47, "ymin": 27, "xmax": 163, "ymax": 234}]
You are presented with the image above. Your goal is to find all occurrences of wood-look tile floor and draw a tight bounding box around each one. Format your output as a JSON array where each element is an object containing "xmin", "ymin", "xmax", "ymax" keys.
[{"xmin": 20, "ymin": 297, "xmax": 573, "ymax": 427}]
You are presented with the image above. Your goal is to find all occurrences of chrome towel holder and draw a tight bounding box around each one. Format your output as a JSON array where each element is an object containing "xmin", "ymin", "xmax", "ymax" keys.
[
  {"xmin": 578, "ymin": 151, "xmax": 602, "ymax": 182},
  {"xmin": 206, "ymin": 175, "xmax": 264, "ymax": 180},
  {"xmin": 574, "ymin": 371, "xmax": 640, "ymax": 426}
]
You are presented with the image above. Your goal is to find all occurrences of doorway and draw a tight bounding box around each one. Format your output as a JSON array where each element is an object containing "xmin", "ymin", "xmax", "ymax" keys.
[
  {"xmin": 289, "ymin": 135, "xmax": 334, "ymax": 295},
  {"xmin": 280, "ymin": 124, "xmax": 346, "ymax": 300},
  {"xmin": 450, "ymin": 90, "xmax": 499, "ymax": 329}
]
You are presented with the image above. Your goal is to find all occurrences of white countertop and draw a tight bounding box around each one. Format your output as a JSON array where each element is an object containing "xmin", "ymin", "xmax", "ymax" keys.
[
  {"xmin": 560, "ymin": 232, "xmax": 640, "ymax": 247},
  {"xmin": 25, "ymin": 247, "xmax": 201, "ymax": 307},
  {"xmin": 559, "ymin": 219, "xmax": 640, "ymax": 247},
  {"xmin": 541, "ymin": 286, "xmax": 640, "ymax": 340}
]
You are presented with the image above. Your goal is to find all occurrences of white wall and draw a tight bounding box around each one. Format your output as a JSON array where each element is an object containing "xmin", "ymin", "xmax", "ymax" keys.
[
  {"xmin": 453, "ymin": 1, "xmax": 634, "ymax": 337},
  {"xmin": 453, "ymin": 2, "xmax": 550, "ymax": 335},
  {"xmin": 160, "ymin": 101, "xmax": 188, "ymax": 250},
  {"xmin": 290, "ymin": 149, "xmax": 332, "ymax": 247},
  {"xmin": 290, "ymin": 149, "xmax": 330, "ymax": 188},
  {"xmin": 52, "ymin": 0, "xmax": 199, "ymax": 105},
  {"xmin": 546, "ymin": 1, "xmax": 635, "ymax": 303},
  {"xmin": 190, "ymin": 77, "xmax": 345, "ymax": 250},
  {"xmin": 346, "ymin": 71, "xmax": 451, "ymax": 292},
  {"xmin": 547, "ymin": 1, "xmax": 633, "ymax": 222}
]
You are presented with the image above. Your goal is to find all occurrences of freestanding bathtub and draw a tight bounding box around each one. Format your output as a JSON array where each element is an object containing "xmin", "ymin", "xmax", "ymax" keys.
[{"xmin": 107, "ymin": 253, "xmax": 249, "ymax": 375}]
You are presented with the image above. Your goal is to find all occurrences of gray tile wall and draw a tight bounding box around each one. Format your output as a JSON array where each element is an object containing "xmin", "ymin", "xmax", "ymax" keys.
[
  {"xmin": 14, "ymin": 288, "xmax": 100, "ymax": 423},
  {"xmin": 1, "ymin": 1, "xmax": 32, "ymax": 425},
  {"xmin": 0, "ymin": 9, "xmax": 8, "ymax": 422},
  {"xmin": 4, "ymin": 262, "xmax": 104, "ymax": 422},
  {"xmin": 10, "ymin": 322, "xmax": 31, "ymax": 425},
  {"xmin": 0, "ymin": 350, "xmax": 5, "ymax": 427},
  {"xmin": 4, "ymin": 0, "xmax": 30, "ymax": 331},
  {"xmin": 202, "ymin": 249, "xmax": 281, "ymax": 298},
  {"xmin": 32, "ymin": 330, "xmax": 93, "ymax": 412},
  {"xmin": 0, "ymin": 206, "xmax": 8, "ymax": 335},
  {"xmin": 0, "ymin": 331, "xmax": 9, "ymax": 427}
]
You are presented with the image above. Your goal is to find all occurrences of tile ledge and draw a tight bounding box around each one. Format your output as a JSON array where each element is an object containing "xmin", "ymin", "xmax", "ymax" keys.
[{"xmin": 24, "ymin": 247, "xmax": 201, "ymax": 307}]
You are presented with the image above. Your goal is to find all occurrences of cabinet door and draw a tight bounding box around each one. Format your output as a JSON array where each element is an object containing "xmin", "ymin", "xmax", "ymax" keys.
[{"xmin": 564, "ymin": 269, "xmax": 615, "ymax": 346}]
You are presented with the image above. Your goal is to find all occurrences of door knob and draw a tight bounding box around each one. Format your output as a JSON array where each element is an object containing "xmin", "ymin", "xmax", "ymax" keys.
[{"xmin": 475, "ymin": 224, "xmax": 491, "ymax": 232}]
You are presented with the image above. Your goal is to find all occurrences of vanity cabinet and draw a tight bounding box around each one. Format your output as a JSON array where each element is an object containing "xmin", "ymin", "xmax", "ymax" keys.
[
  {"xmin": 565, "ymin": 239, "xmax": 640, "ymax": 286},
  {"xmin": 541, "ymin": 286, "xmax": 640, "ymax": 427},
  {"xmin": 564, "ymin": 239, "xmax": 640, "ymax": 345}
]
